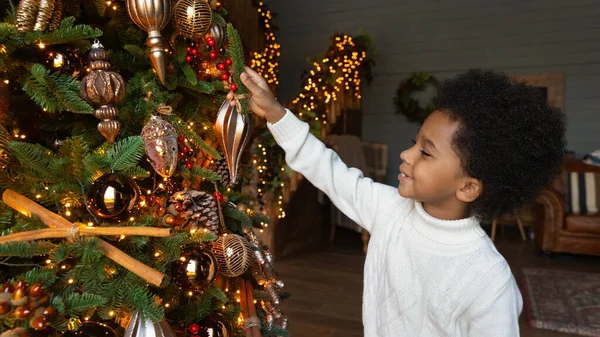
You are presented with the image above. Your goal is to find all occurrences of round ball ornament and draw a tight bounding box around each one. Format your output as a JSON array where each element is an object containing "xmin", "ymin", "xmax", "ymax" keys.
[
  {"xmin": 190, "ymin": 315, "xmax": 230, "ymax": 337},
  {"xmin": 173, "ymin": 0, "xmax": 213, "ymax": 39},
  {"xmin": 211, "ymin": 234, "xmax": 252, "ymax": 277},
  {"xmin": 62, "ymin": 322, "xmax": 117, "ymax": 337},
  {"xmin": 172, "ymin": 245, "xmax": 218, "ymax": 293},
  {"xmin": 87, "ymin": 173, "xmax": 141, "ymax": 222},
  {"xmin": 205, "ymin": 23, "xmax": 226, "ymax": 50}
]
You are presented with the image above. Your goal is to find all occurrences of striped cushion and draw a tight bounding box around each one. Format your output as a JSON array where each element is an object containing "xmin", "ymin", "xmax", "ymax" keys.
[{"xmin": 566, "ymin": 172, "xmax": 600, "ymax": 215}]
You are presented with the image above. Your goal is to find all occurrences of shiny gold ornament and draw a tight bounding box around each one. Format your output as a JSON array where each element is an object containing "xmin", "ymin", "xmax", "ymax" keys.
[
  {"xmin": 214, "ymin": 99, "xmax": 254, "ymax": 185},
  {"xmin": 80, "ymin": 41, "xmax": 126, "ymax": 143},
  {"xmin": 211, "ymin": 234, "xmax": 252, "ymax": 277},
  {"xmin": 16, "ymin": 0, "xmax": 63, "ymax": 32},
  {"xmin": 173, "ymin": 0, "xmax": 212, "ymax": 39},
  {"xmin": 126, "ymin": 0, "xmax": 172, "ymax": 85}
]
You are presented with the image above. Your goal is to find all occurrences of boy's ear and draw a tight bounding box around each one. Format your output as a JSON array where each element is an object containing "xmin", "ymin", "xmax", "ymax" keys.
[{"xmin": 456, "ymin": 178, "xmax": 483, "ymax": 203}]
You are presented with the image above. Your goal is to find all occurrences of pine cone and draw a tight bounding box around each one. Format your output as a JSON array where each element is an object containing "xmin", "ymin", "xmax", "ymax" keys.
[
  {"xmin": 169, "ymin": 189, "xmax": 220, "ymax": 232},
  {"xmin": 216, "ymin": 158, "xmax": 234, "ymax": 187}
]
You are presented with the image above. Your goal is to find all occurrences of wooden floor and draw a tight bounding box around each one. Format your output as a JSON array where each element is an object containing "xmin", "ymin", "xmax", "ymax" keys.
[{"xmin": 276, "ymin": 225, "xmax": 600, "ymax": 337}]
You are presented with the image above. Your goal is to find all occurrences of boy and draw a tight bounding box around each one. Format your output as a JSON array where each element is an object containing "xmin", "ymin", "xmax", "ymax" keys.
[{"xmin": 233, "ymin": 67, "xmax": 566, "ymax": 336}]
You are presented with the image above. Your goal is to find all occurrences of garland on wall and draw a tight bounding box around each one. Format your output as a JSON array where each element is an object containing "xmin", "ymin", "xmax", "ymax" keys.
[{"xmin": 393, "ymin": 72, "xmax": 440, "ymax": 123}]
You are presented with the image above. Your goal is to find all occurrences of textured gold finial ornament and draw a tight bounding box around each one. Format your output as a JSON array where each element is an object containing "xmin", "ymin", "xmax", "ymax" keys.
[
  {"xmin": 80, "ymin": 41, "xmax": 126, "ymax": 143},
  {"xmin": 173, "ymin": 0, "xmax": 213, "ymax": 39},
  {"xmin": 16, "ymin": 0, "xmax": 63, "ymax": 32},
  {"xmin": 126, "ymin": 0, "xmax": 172, "ymax": 85}
]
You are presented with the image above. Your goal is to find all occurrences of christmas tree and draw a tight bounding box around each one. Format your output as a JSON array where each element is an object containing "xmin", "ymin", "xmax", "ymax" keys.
[{"xmin": 0, "ymin": 0, "xmax": 287, "ymax": 336}]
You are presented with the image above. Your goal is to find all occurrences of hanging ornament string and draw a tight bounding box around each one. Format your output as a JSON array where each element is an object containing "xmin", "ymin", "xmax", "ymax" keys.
[
  {"xmin": 212, "ymin": 182, "xmax": 227, "ymax": 231},
  {"xmin": 1, "ymin": 189, "xmax": 168, "ymax": 286},
  {"xmin": 232, "ymin": 93, "xmax": 247, "ymax": 115}
]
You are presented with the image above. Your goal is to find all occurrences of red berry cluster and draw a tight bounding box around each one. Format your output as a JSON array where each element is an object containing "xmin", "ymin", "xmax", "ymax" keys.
[
  {"xmin": 203, "ymin": 36, "xmax": 236, "ymax": 91},
  {"xmin": 0, "ymin": 280, "xmax": 56, "ymax": 331},
  {"xmin": 185, "ymin": 42, "xmax": 200, "ymax": 64},
  {"xmin": 177, "ymin": 136, "xmax": 196, "ymax": 170}
]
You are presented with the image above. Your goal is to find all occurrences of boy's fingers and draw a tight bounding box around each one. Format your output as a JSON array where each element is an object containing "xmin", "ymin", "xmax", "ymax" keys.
[
  {"xmin": 240, "ymin": 72, "xmax": 263, "ymax": 96},
  {"xmin": 243, "ymin": 67, "xmax": 269, "ymax": 89}
]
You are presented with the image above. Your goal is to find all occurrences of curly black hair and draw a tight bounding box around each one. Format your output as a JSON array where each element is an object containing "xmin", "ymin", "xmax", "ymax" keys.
[{"xmin": 437, "ymin": 69, "xmax": 566, "ymax": 219}]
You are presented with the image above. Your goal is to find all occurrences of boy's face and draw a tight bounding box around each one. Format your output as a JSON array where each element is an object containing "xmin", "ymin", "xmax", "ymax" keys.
[{"xmin": 398, "ymin": 110, "xmax": 476, "ymax": 211}]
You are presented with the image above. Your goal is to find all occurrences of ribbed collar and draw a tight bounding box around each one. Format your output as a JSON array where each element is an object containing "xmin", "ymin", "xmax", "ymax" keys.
[{"xmin": 412, "ymin": 200, "xmax": 487, "ymax": 246}]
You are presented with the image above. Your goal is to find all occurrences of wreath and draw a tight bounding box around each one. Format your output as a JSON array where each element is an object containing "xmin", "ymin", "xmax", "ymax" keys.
[{"xmin": 394, "ymin": 72, "xmax": 440, "ymax": 123}]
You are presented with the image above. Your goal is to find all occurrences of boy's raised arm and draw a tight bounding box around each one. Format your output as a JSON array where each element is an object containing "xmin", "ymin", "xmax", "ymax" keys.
[{"xmin": 234, "ymin": 67, "xmax": 402, "ymax": 233}]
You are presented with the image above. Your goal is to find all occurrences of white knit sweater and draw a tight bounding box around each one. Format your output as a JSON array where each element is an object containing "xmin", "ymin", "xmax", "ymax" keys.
[{"xmin": 268, "ymin": 110, "xmax": 523, "ymax": 337}]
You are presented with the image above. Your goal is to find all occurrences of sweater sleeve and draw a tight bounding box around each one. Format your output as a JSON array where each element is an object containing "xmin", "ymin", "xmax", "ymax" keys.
[
  {"xmin": 466, "ymin": 275, "xmax": 523, "ymax": 337},
  {"xmin": 267, "ymin": 110, "xmax": 402, "ymax": 233}
]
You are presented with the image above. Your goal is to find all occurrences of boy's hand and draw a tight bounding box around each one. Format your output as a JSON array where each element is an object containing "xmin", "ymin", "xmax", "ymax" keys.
[{"xmin": 226, "ymin": 66, "xmax": 286, "ymax": 124}]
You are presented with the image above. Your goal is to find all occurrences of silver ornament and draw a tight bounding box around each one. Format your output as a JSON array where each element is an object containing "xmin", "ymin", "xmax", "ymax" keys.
[
  {"xmin": 125, "ymin": 311, "xmax": 176, "ymax": 337},
  {"xmin": 214, "ymin": 99, "xmax": 254, "ymax": 185},
  {"xmin": 141, "ymin": 115, "xmax": 178, "ymax": 178}
]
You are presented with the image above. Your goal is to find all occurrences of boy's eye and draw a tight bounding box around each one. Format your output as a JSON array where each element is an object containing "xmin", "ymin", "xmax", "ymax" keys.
[{"xmin": 412, "ymin": 139, "xmax": 431, "ymax": 157}]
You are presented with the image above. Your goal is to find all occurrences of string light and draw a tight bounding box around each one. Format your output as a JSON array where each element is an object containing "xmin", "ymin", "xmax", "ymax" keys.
[{"xmin": 250, "ymin": 1, "xmax": 280, "ymax": 86}]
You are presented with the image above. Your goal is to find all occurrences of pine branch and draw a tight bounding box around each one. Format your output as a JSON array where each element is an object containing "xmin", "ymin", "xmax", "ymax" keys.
[
  {"xmin": 125, "ymin": 285, "xmax": 164, "ymax": 321},
  {"xmin": 64, "ymin": 293, "xmax": 107, "ymax": 315},
  {"xmin": 166, "ymin": 115, "xmax": 220, "ymax": 159},
  {"xmin": 120, "ymin": 166, "xmax": 151, "ymax": 179},
  {"xmin": 9, "ymin": 141, "xmax": 54, "ymax": 178},
  {"xmin": 123, "ymin": 44, "xmax": 149, "ymax": 63},
  {"xmin": 187, "ymin": 230, "xmax": 218, "ymax": 245},
  {"xmin": 226, "ymin": 24, "xmax": 250, "ymax": 116},
  {"xmin": 180, "ymin": 166, "xmax": 221, "ymax": 182},
  {"xmin": 0, "ymin": 241, "xmax": 56, "ymax": 257},
  {"xmin": 223, "ymin": 203, "xmax": 252, "ymax": 229},
  {"xmin": 181, "ymin": 63, "xmax": 198, "ymax": 85},
  {"xmin": 104, "ymin": 136, "xmax": 145, "ymax": 171},
  {"xmin": 24, "ymin": 17, "xmax": 102, "ymax": 47},
  {"xmin": 213, "ymin": 13, "xmax": 227, "ymax": 27},
  {"xmin": 21, "ymin": 64, "xmax": 94, "ymax": 114},
  {"xmin": 19, "ymin": 268, "xmax": 57, "ymax": 288}
]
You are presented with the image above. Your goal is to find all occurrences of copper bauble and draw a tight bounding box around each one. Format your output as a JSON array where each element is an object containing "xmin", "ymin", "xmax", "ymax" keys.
[
  {"xmin": 173, "ymin": 0, "xmax": 212, "ymax": 39},
  {"xmin": 87, "ymin": 173, "xmax": 141, "ymax": 222},
  {"xmin": 126, "ymin": 0, "xmax": 172, "ymax": 85},
  {"xmin": 172, "ymin": 245, "xmax": 217, "ymax": 293}
]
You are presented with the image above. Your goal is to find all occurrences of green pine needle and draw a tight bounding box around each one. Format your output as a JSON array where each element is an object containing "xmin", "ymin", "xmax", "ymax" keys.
[
  {"xmin": 226, "ymin": 24, "xmax": 250, "ymax": 116},
  {"xmin": 64, "ymin": 293, "xmax": 108, "ymax": 315},
  {"xmin": 104, "ymin": 136, "xmax": 145, "ymax": 171},
  {"xmin": 0, "ymin": 241, "xmax": 55, "ymax": 257}
]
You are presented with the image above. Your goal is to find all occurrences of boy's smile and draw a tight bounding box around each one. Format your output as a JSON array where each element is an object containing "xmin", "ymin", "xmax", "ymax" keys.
[{"xmin": 398, "ymin": 110, "xmax": 482, "ymax": 220}]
